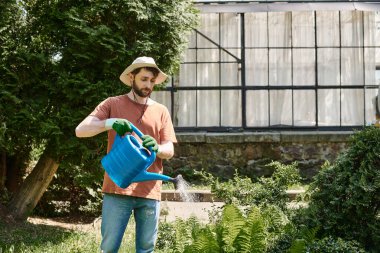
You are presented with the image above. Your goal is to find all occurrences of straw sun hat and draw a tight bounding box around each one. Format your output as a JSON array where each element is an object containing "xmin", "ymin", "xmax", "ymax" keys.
[{"xmin": 119, "ymin": 56, "xmax": 168, "ymax": 86}]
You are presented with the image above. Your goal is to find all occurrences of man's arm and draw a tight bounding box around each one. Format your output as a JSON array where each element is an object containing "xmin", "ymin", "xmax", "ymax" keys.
[
  {"xmin": 157, "ymin": 141, "xmax": 174, "ymax": 160},
  {"xmin": 75, "ymin": 116, "xmax": 108, "ymax": 138}
]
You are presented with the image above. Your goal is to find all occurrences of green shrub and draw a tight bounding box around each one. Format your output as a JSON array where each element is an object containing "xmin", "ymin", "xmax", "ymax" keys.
[
  {"xmin": 306, "ymin": 236, "xmax": 366, "ymax": 253},
  {"xmin": 301, "ymin": 126, "xmax": 380, "ymax": 251},
  {"xmin": 201, "ymin": 162, "xmax": 301, "ymax": 210}
]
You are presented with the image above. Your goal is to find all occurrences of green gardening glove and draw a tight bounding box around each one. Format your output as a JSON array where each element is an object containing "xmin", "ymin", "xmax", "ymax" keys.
[
  {"xmin": 105, "ymin": 118, "xmax": 132, "ymax": 136},
  {"xmin": 141, "ymin": 135, "xmax": 159, "ymax": 152}
]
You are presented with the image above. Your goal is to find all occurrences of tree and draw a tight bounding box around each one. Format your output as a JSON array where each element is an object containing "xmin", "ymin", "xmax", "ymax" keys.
[
  {"xmin": 0, "ymin": 0, "xmax": 34, "ymax": 195},
  {"xmin": 0, "ymin": 0, "xmax": 198, "ymax": 220}
]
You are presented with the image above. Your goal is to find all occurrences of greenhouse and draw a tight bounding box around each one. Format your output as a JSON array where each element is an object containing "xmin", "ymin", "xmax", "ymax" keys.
[{"xmin": 151, "ymin": 0, "xmax": 380, "ymax": 131}]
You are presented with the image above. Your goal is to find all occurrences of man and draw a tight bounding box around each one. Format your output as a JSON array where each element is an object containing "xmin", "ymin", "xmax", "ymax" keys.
[{"xmin": 75, "ymin": 56, "xmax": 177, "ymax": 253}]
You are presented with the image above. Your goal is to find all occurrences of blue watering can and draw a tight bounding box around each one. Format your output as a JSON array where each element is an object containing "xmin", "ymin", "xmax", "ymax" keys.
[{"xmin": 101, "ymin": 123, "xmax": 182, "ymax": 189}]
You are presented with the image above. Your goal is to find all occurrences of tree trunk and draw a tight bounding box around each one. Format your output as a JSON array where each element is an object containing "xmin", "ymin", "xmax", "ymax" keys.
[{"xmin": 7, "ymin": 148, "xmax": 59, "ymax": 221}]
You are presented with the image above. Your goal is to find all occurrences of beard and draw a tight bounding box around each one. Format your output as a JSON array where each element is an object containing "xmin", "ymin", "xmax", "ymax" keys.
[{"xmin": 132, "ymin": 80, "xmax": 152, "ymax": 98}]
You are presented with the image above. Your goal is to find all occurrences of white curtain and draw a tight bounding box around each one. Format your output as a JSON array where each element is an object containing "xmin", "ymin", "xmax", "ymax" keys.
[{"xmin": 152, "ymin": 10, "xmax": 380, "ymax": 128}]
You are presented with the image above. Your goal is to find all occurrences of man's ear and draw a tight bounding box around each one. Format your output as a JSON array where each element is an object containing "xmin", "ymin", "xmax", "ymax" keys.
[{"xmin": 127, "ymin": 73, "xmax": 134, "ymax": 82}]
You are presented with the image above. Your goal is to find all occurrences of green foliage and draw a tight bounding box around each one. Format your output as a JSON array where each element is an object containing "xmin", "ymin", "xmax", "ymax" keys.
[
  {"xmin": 306, "ymin": 236, "xmax": 366, "ymax": 253},
  {"xmin": 262, "ymin": 205, "xmax": 294, "ymax": 252},
  {"xmin": 182, "ymin": 204, "xmax": 270, "ymax": 253},
  {"xmin": 157, "ymin": 216, "xmax": 202, "ymax": 253},
  {"xmin": 287, "ymin": 226, "xmax": 318, "ymax": 253},
  {"xmin": 184, "ymin": 227, "xmax": 220, "ymax": 253},
  {"xmin": 233, "ymin": 207, "xmax": 266, "ymax": 253},
  {"xmin": 300, "ymin": 126, "xmax": 380, "ymax": 251},
  {"xmin": 201, "ymin": 162, "xmax": 301, "ymax": 210},
  {"xmin": 165, "ymin": 167, "xmax": 205, "ymax": 185},
  {"xmin": 219, "ymin": 205, "xmax": 246, "ymax": 250},
  {"xmin": 0, "ymin": 0, "xmax": 36, "ymax": 155}
]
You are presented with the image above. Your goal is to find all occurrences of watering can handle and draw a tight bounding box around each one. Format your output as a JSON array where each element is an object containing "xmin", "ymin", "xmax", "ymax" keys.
[
  {"xmin": 130, "ymin": 123, "xmax": 157, "ymax": 159},
  {"xmin": 130, "ymin": 123, "xmax": 144, "ymax": 139}
]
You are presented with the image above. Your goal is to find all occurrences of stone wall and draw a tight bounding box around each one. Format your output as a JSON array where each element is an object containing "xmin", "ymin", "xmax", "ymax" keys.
[{"xmin": 164, "ymin": 131, "xmax": 352, "ymax": 181}]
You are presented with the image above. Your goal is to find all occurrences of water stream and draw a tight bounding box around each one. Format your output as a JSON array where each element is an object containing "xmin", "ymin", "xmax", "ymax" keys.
[{"xmin": 175, "ymin": 177, "xmax": 198, "ymax": 202}]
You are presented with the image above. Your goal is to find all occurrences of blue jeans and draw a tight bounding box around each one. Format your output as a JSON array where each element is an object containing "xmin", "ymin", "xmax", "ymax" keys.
[{"xmin": 100, "ymin": 193, "xmax": 160, "ymax": 253}]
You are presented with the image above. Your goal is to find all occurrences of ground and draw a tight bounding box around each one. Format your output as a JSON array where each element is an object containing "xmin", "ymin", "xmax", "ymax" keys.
[{"xmin": 27, "ymin": 201, "xmax": 225, "ymax": 232}]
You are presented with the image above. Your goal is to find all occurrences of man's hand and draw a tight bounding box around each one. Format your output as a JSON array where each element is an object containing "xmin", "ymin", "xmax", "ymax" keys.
[
  {"xmin": 105, "ymin": 118, "xmax": 132, "ymax": 136},
  {"xmin": 141, "ymin": 135, "xmax": 159, "ymax": 152}
]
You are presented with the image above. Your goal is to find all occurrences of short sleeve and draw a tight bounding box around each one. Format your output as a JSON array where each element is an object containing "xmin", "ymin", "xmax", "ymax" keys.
[
  {"xmin": 160, "ymin": 107, "xmax": 177, "ymax": 143},
  {"xmin": 90, "ymin": 97, "xmax": 112, "ymax": 120}
]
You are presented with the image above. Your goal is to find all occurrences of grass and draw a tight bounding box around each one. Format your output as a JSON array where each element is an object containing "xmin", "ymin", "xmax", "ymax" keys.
[
  {"xmin": 0, "ymin": 218, "xmax": 138, "ymax": 253},
  {"xmin": 0, "ymin": 215, "xmax": 179, "ymax": 253}
]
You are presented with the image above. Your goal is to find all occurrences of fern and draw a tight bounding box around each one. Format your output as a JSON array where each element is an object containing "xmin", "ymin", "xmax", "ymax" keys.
[
  {"xmin": 184, "ymin": 205, "xmax": 270, "ymax": 253},
  {"xmin": 234, "ymin": 207, "xmax": 267, "ymax": 253},
  {"xmin": 184, "ymin": 227, "xmax": 220, "ymax": 253},
  {"xmin": 299, "ymin": 226, "xmax": 318, "ymax": 244},
  {"xmin": 288, "ymin": 239, "xmax": 306, "ymax": 253},
  {"xmin": 261, "ymin": 205, "xmax": 289, "ymax": 235},
  {"xmin": 261, "ymin": 204, "xmax": 291, "ymax": 250},
  {"xmin": 175, "ymin": 217, "xmax": 201, "ymax": 252},
  {"xmin": 218, "ymin": 205, "xmax": 245, "ymax": 250},
  {"xmin": 287, "ymin": 226, "xmax": 319, "ymax": 253}
]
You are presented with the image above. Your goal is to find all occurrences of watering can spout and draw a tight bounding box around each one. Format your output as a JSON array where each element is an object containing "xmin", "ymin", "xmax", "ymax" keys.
[
  {"xmin": 169, "ymin": 174, "xmax": 183, "ymax": 190},
  {"xmin": 131, "ymin": 171, "xmax": 183, "ymax": 189}
]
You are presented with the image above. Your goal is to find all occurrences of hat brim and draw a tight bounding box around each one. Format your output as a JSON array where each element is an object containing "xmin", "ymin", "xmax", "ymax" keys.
[{"xmin": 120, "ymin": 63, "xmax": 168, "ymax": 86}]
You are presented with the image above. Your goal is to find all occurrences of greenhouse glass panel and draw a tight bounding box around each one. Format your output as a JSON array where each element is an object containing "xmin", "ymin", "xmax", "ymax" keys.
[
  {"xmin": 341, "ymin": 48, "xmax": 364, "ymax": 86},
  {"xmin": 221, "ymin": 63, "xmax": 240, "ymax": 86},
  {"xmin": 364, "ymin": 48, "xmax": 377, "ymax": 86},
  {"xmin": 318, "ymin": 89, "xmax": 340, "ymax": 126},
  {"xmin": 197, "ymin": 49, "xmax": 219, "ymax": 62},
  {"xmin": 268, "ymin": 12, "xmax": 292, "ymax": 47},
  {"xmin": 198, "ymin": 13, "xmax": 219, "ymax": 48},
  {"xmin": 197, "ymin": 90, "xmax": 220, "ymax": 126},
  {"xmin": 292, "ymin": 11, "xmax": 315, "ymax": 47},
  {"xmin": 246, "ymin": 49, "xmax": 268, "ymax": 86},
  {"xmin": 294, "ymin": 90, "xmax": 316, "ymax": 126},
  {"xmin": 220, "ymin": 48, "xmax": 240, "ymax": 62},
  {"xmin": 246, "ymin": 90, "xmax": 269, "ymax": 127},
  {"xmin": 341, "ymin": 11, "xmax": 363, "ymax": 47},
  {"xmin": 179, "ymin": 64, "xmax": 196, "ymax": 87},
  {"xmin": 293, "ymin": 49, "xmax": 315, "ymax": 86},
  {"xmin": 318, "ymin": 48, "xmax": 340, "ymax": 86},
  {"xmin": 341, "ymin": 89, "xmax": 364, "ymax": 125},
  {"xmin": 197, "ymin": 63, "xmax": 219, "ymax": 86},
  {"xmin": 221, "ymin": 90, "xmax": 242, "ymax": 126},
  {"xmin": 269, "ymin": 49, "xmax": 292, "ymax": 86},
  {"xmin": 220, "ymin": 13, "xmax": 240, "ymax": 48},
  {"xmin": 316, "ymin": 11, "xmax": 340, "ymax": 47},
  {"xmin": 270, "ymin": 90, "xmax": 292, "ymax": 126},
  {"xmin": 245, "ymin": 12, "xmax": 268, "ymax": 47},
  {"xmin": 363, "ymin": 11, "xmax": 378, "ymax": 46},
  {"xmin": 174, "ymin": 90, "xmax": 196, "ymax": 127},
  {"xmin": 365, "ymin": 88, "xmax": 378, "ymax": 125},
  {"xmin": 183, "ymin": 49, "xmax": 196, "ymax": 63},
  {"xmin": 187, "ymin": 30, "xmax": 196, "ymax": 48}
]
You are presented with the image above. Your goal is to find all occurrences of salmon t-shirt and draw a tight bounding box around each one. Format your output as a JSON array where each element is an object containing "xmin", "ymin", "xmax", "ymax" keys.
[{"xmin": 90, "ymin": 94, "xmax": 177, "ymax": 200}]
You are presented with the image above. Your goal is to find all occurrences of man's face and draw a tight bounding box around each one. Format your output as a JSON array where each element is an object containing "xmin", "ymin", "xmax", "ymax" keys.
[{"xmin": 131, "ymin": 68, "xmax": 156, "ymax": 98}]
